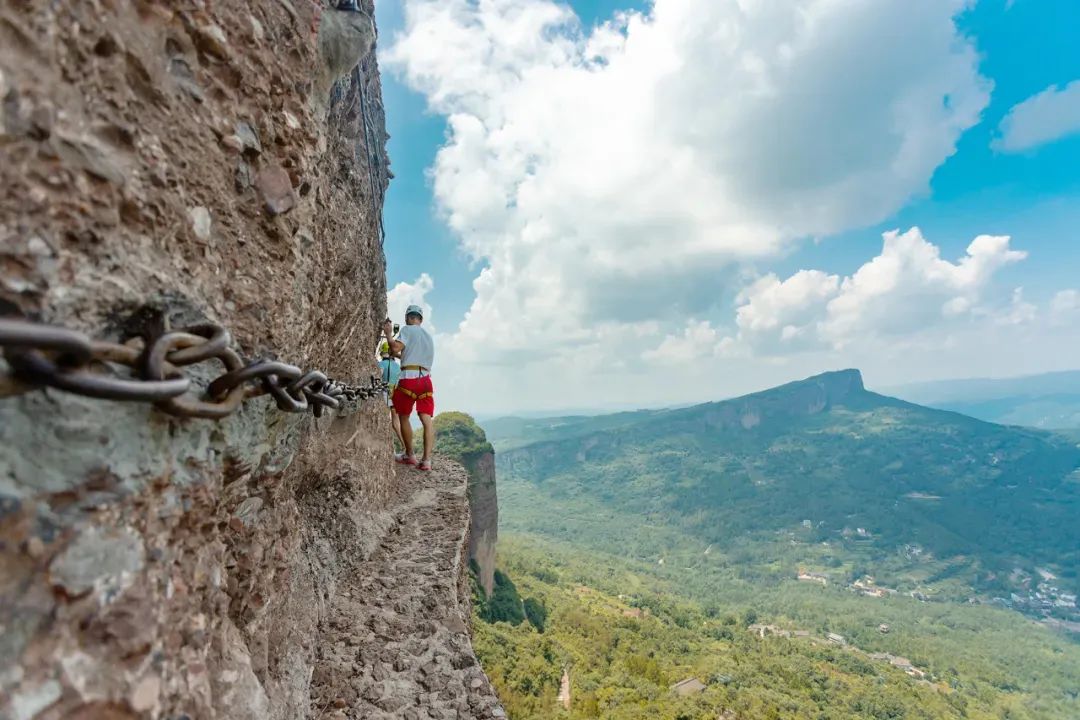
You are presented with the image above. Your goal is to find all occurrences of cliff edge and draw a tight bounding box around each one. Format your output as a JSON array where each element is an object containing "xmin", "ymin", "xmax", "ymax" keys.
[{"xmin": 433, "ymin": 413, "xmax": 499, "ymax": 599}]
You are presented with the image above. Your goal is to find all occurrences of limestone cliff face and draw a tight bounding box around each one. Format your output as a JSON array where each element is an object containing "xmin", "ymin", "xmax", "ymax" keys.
[
  {"xmin": 432, "ymin": 413, "xmax": 499, "ymax": 599},
  {"xmin": 465, "ymin": 450, "xmax": 499, "ymax": 599},
  {"xmin": 699, "ymin": 369, "xmax": 867, "ymax": 431},
  {"xmin": 0, "ymin": 2, "xmax": 499, "ymax": 718}
]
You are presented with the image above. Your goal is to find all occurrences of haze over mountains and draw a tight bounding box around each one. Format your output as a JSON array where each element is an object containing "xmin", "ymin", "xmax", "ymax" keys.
[{"xmin": 885, "ymin": 370, "xmax": 1080, "ymax": 429}]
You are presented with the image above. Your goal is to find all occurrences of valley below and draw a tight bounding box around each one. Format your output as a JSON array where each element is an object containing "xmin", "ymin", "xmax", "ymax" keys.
[{"xmin": 470, "ymin": 370, "xmax": 1080, "ymax": 719}]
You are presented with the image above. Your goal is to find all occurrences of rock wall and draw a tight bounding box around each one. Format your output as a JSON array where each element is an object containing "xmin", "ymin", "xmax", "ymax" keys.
[
  {"xmin": 465, "ymin": 451, "xmax": 499, "ymax": 600},
  {"xmin": 430, "ymin": 413, "xmax": 499, "ymax": 599},
  {"xmin": 0, "ymin": 2, "xmax": 496, "ymax": 718}
]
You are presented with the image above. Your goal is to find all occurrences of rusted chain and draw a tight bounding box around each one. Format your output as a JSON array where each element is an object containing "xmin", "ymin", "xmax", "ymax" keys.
[{"xmin": 0, "ymin": 318, "xmax": 388, "ymax": 420}]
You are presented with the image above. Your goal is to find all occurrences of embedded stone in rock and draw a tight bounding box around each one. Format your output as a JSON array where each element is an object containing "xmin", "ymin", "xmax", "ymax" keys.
[
  {"xmin": 24, "ymin": 536, "xmax": 45, "ymax": 559},
  {"xmin": 189, "ymin": 206, "xmax": 212, "ymax": 241},
  {"xmin": 196, "ymin": 24, "xmax": 231, "ymax": 60},
  {"xmin": 129, "ymin": 674, "xmax": 161, "ymax": 713},
  {"xmin": 444, "ymin": 614, "xmax": 467, "ymax": 634},
  {"xmin": 249, "ymin": 16, "xmax": 265, "ymax": 42},
  {"xmin": 169, "ymin": 57, "xmax": 205, "ymax": 103},
  {"xmin": 234, "ymin": 121, "xmax": 262, "ymax": 157},
  {"xmin": 235, "ymin": 161, "xmax": 254, "ymax": 193},
  {"xmin": 9, "ymin": 679, "xmax": 61, "ymax": 720},
  {"xmin": 49, "ymin": 526, "xmax": 144, "ymax": 598},
  {"xmin": 29, "ymin": 104, "xmax": 55, "ymax": 140},
  {"xmin": 233, "ymin": 496, "xmax": 263, "ymax": 527},
  {"xmin": 376, "ymin": 694, "xmax": 407, "ymax": 712},
  {"xmin": 256, "ymin": 165, "xmax": 296, "ymax": 215},
  {"xmin": 47, "ymin": 135, "xmax": 125, "ymax": 185}
]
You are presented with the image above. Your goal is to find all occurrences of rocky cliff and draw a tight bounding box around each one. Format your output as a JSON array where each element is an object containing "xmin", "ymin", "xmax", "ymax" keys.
[
  {"xmin": 0, "ymin": 2, "xmax": 500, "ymax": 718},
  {"xmin": 698, "ymin": 368, "xmax": 867, "ymax": 430},
  {"xmin": 465, "ymin": 451, "xmax": 499, "ymax": 599},
  {"xmin": 432, "ymin": 413, "xmax": 499, "ymax": 599}
]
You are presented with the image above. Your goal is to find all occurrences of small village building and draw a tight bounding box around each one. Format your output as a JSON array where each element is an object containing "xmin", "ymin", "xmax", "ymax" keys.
[
  {"xmin": 797, "ymin": 571, "xmax": 828, "ymax": 586},
  {"xmin": 671, "ymin": 678, "xmax": 707, "ymax": 697},
  {"xmin": 748, "ymin": 624, "xmax": 790, "ymax": 638}
]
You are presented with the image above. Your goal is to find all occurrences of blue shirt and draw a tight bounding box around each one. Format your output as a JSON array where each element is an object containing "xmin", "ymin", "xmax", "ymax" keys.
[{"xmin": 379, "ymin": 358, "xmax": 400, "ymax": 387}]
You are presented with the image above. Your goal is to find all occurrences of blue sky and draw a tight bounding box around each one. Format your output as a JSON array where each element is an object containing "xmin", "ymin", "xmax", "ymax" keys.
[{"xmin": 375, "ymin": 0, "xmax": 1080, "ymax": 415}]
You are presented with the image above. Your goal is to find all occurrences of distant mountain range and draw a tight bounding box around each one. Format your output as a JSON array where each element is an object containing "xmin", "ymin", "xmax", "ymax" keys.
[
  {"xmin": 884, "ymin": 370, "xmax": 1080, "ymax": 429},
  {"xmin": 490, "ymin": 369, "xmax": 1080, "ymax": 605}
]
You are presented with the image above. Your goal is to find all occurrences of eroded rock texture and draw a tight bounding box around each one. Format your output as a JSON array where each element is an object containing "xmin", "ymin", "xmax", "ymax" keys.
[
  {"xmin": 311, "ymin": 462, "xmax": 504, "ymax": 720},
  {"xmin": 465, "ymin": 451, "xmax": 498, "ymax": 600},
  {"xmin": 0, "ymin": 1, "xmax": 499, "ymax": 718}
]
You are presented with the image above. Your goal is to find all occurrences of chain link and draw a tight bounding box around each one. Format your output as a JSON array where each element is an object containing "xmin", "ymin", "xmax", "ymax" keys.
[{"xmin": 0, "ymin": 318, "xmax": 389, "ymax": 420}]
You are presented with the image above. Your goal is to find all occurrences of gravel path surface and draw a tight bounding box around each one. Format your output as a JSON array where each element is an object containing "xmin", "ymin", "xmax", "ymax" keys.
[{"xmin": 310, "ymin": 461, "xmax": 506, "ymax": 719}]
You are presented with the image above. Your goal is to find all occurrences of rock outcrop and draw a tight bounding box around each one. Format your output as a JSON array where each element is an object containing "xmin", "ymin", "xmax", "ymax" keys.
[
  {"xmin": 432, "ymin": 413, "xmax": 499, "ymax": 599},
  {"xmin": 466, "ymin": 450, "xmax": 499, "ymax": 599},
  {"xmin": 0, "ymin": 2, "xmax": 498, "ymax": 718},
  {"xmin": 699, "ymin": 369, "xmax": 867, "ymax": 431}
]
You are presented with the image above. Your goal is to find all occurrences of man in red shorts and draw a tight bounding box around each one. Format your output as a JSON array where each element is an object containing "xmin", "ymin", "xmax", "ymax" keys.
[{"xmin": 383, "ymin": 304, "xmax": 435, "ymax": 471}]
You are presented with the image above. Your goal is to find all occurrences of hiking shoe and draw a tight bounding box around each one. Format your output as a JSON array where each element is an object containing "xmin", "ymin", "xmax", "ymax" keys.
[
  {"xmin": 395, "ymin": 453, "xmax": 418, "ymax": 466},
  {"xmin": 417, "ymin": 460, "xmax": 432, "ymax": 472}
]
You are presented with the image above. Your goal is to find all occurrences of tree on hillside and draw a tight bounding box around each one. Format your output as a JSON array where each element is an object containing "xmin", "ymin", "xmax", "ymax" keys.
[{"xmin": 433, "ymin": 411, "xmax": 494, "ymax": 463}]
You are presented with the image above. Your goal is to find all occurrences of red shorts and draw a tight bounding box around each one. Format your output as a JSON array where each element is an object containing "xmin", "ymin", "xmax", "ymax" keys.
[{"xmin": 393, "ymin": 375, "xmax": 434, "ymax": 417}]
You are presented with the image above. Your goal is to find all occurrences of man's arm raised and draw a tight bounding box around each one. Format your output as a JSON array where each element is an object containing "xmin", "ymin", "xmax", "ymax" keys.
[{"xmin": 383, "ymin": 319, "xmax": 405, "ymax": 357}]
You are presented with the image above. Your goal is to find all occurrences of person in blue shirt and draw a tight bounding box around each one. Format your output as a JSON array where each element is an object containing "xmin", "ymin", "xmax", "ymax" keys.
[{"xmin": 378, "ymin": 340, "xmax": 404, "ymax": 450}]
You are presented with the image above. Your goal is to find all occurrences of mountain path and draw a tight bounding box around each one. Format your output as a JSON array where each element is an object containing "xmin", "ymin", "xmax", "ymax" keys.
[{"xmin": 309, "ymin": 461, "xmax": 505, "ymax": 719}]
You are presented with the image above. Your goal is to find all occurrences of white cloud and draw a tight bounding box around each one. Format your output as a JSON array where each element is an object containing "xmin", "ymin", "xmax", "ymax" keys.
[
  {"xmin": 724, "ymin": 228, "xmax": 1028, "ymax": 353},
  {"xmin": 733, "ymin": 270, "xmax": 841, "ymax": 352},
  {"xmin": 821, "ymin": 229, "xmax": 1027, "ymax": 345},
  {"xmin": 1051, "ymin": 289, "xmax": 1080, "ymax": 322},
  {"xmin": 387, "ymin": 273, "xmax": 436, "ymax": 331},
  {"xmin": 642, "ymin": 320, "xmax": 731, "ymax": 364},
  {"xmin": 995, "ymin": 79, "xmax": 1080, "ymax": 152},
  {"xmin": 387, "ymin": 0, "xmax": 989, "ymax": 374},
  {"xmin": 994, "ymin": 288, "xmax": 1038, "ymax": 326}
]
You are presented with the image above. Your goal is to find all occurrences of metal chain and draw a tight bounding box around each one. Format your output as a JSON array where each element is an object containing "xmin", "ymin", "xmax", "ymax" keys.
[{"xmin": 0, "ymin": 318, "xmax": 388, "ymax": 420}]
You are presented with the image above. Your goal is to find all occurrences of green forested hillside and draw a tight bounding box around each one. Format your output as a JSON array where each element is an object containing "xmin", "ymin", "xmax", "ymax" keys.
[
  {"xmin": 474, "ymin": 370, "xmax": 1080, "ymax": 719},
  {"xmin": 495, "ymin": 370, "xmax": 1080, "ymax": 606},
  {"xmin": 474, "ymin": 537, "xmax": 1080, "ymax": 720}
]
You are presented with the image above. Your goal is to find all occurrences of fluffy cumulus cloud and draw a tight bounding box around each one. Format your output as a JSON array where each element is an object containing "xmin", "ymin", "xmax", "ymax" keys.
[
  {"xmin": 1051, "ymin": 289, "xmax": 1080, "ymax": 323},
  {"xmin": 388, "ymin": 0, "xmax": 988, "ymax": 361},
  {"xmin": 733, "ymin": 270, "xmax": 842, "ymax": 352},
  {"xmin": 643, "ymin": 320, "xmax": 730, "ymax": 364},
  {"xmin": 381, "ymin": 0, "xmax": 1074, "ymax": 412},
  {"xmin": 722, "ymin": 228, "xmax": 1029, "ymax": 354},
  {"xmin": 995, "ymin": 80, "xmax": 1080, "ymax": 153},
  {"xmin": 387, "ymin": 273, "xmax": 436, "ymax": 331}
]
